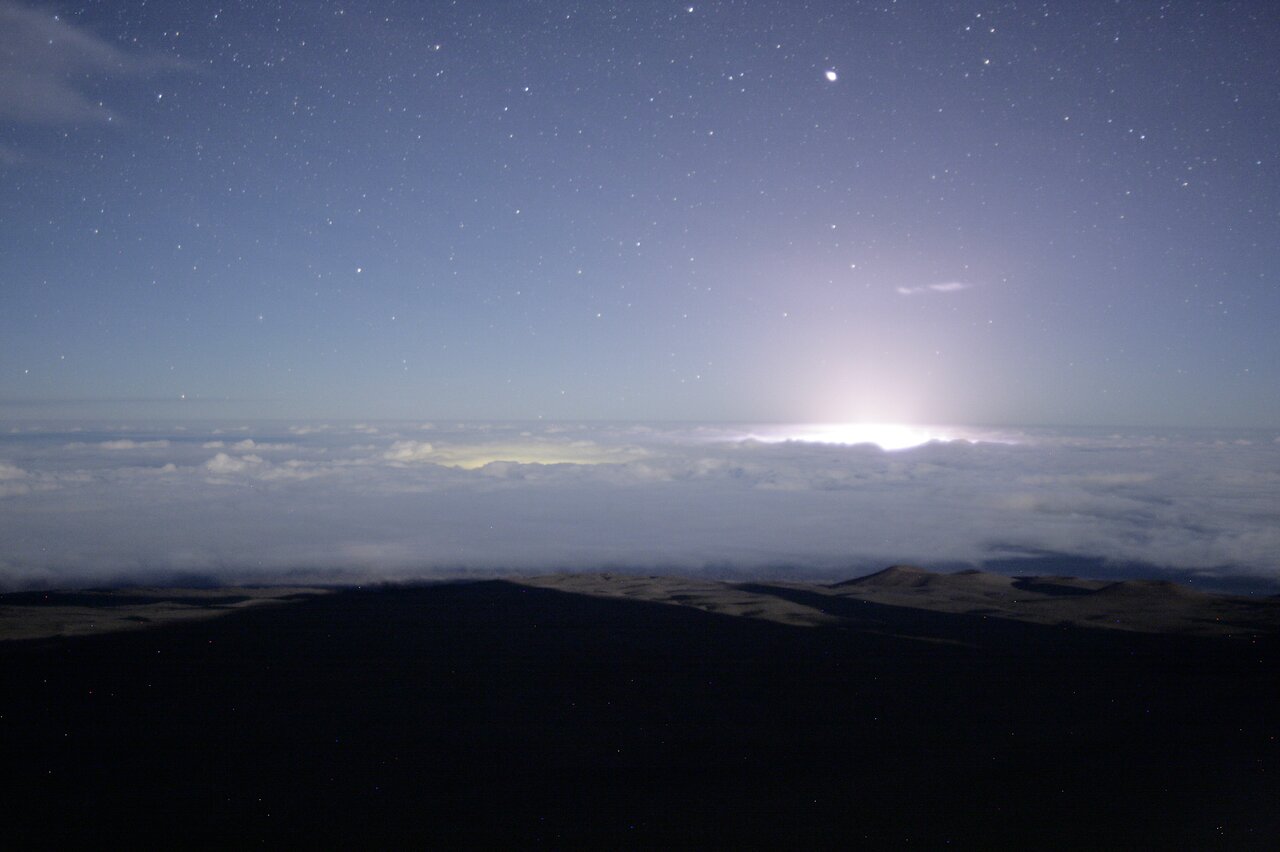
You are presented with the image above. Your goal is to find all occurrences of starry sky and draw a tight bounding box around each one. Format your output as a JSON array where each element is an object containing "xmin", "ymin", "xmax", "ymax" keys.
[{"xmin": 3, "ymin": 0, "xmax": 1278, "ymax": 427}]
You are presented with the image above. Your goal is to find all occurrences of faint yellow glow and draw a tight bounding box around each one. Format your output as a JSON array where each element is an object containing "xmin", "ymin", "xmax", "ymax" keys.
[{"xmin": 426, "ymin": 442, "xmax": 643, "ymax": 469}]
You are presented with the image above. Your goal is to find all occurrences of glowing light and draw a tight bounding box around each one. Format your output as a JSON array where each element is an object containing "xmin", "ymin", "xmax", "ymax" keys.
[
  {"xmin": 824, "ymin": 69, "xmax": 838, "ymax": 82},
  {"xmin": 386, "ymin": 440, "xmax": 645, "ymax": 469},
  {"xmin": 754, "ymin": 423, "xmax": 951, "ymax": 451}
]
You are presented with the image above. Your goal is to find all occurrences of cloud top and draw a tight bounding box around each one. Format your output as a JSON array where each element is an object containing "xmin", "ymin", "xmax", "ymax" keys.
[
  {"xmin": 1, "ymin": 421, "xmax": 1277, "ymax": 591},
  {"xmin": 204, "ymin": 452, "xmax": 263, "ymax": 475}
]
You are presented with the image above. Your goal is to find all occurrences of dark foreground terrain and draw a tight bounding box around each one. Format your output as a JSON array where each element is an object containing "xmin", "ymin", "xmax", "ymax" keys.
[{"xmin": 2, "ymin": 573, "xmax": 1278, "ymax": 848}]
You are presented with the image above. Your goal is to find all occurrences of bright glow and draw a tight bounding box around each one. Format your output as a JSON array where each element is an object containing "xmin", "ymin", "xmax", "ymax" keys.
[
  {"xmin": 824, "ymin": 69, "xmax": 838, "ymax": 82},
  {"xmin": 386, "ymin": 440, "xmax": 645, "ymax": 469},
  {"xmin": 755, "ymin": 423, "xmax": 951, "ymax": 451}
]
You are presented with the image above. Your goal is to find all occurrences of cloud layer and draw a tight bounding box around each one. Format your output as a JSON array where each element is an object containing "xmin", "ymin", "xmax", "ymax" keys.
[{"xmin": 1, "ymin": 421, "xmax": 1277, "ymax": 591}]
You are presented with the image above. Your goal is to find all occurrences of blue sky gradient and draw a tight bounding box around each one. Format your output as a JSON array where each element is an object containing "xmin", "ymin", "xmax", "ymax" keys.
[{"xmin": 2, "ymin": 1, "xmax": 1278, "ymax": 426}]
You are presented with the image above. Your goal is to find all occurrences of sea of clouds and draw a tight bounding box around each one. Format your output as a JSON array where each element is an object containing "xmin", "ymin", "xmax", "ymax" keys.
[{"xmin": 1, "ymin": 421, "xmax": 1278, "ymax": 592}]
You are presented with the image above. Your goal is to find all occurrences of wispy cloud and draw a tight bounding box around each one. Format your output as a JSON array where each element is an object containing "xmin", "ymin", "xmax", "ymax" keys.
[
  {"xmin": 896, "ymin": 281, "xmax": 972, "ymax": 296},
  {"xmin": 0, "ymin": 1, "xmax": 188, "ymax": 126},
  {"xmin": 64, "ymin": 439, "xmax": 172, "ymax": 450}
]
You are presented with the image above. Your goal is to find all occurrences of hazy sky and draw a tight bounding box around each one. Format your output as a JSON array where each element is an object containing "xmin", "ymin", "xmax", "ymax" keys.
[{"xmin": 2, "ymin": 1, "xmax": 1278, "ymax": 426}]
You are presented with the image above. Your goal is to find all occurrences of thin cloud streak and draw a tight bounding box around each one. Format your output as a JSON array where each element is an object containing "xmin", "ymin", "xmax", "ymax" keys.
[
  {"xmin": 0, "ymin": 1, "xmax": 189, "ymax": 126},
  {"xmin": 896, "ymin": 281, "xmax": 972, "ymax": 296}
]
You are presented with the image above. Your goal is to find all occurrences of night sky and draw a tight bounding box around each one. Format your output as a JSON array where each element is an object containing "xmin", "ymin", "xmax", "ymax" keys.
[{"xmin": 3, "ymin": 1, "xmax": 1278, "ymax": 427}]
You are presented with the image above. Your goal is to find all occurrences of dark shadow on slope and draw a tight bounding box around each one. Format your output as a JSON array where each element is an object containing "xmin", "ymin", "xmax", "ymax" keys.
[
  {"xmin": 977, "ymin": 551, "xmax": 1280, "ymax": 595},
  {"xmin": 1, "ymin": 580, "xmax": 1276, "ymax": 848},
  {"xmin": 0, "ymin": 590, "xmax": 259, "ymax": 608},
  {"xmin": 735, "ymin": 582, "xmax": 1115, "ymax": 651},
  {"xmin": 1009, "ymin": 577, "xmax": 1098, "ymax": 597}
]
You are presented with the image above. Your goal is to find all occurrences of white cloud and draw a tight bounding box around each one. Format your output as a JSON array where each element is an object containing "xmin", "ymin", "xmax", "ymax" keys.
[
  {"xmin": 229, "ymin": 439, "xmax": 295, "ymax": 452},
  {"xmin": 384, "ymin": 440, "xmax": 436, "ymax": 463},
  {"xmin": 100, "ymin": 439, "xmax": 171, "ymax": 450},
  {"xmin": 67, "ymin": 439, "xmax": 172, "ymax": 450},
  {"xmin": 1, "ymin": 422, "xmax": 1277, "ymax": 590},
  {"xmin": 204, "ymin": 452, "xmax": 264, "ymax": 474},
  {"xmin": 0, "ymin": 460, "xmax": 29, "ymax": 498},
  {"xmin": 896, "ymin": 281, "xmax": 972, "ymax": 296}
]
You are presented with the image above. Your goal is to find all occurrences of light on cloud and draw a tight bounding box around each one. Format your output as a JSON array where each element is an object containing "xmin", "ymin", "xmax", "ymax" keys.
[{"xmin": 754, "ymin": 423, "xmax": 950, "ymax": 451}]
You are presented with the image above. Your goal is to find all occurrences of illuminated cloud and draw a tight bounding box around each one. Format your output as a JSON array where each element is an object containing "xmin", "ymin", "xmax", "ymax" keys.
[
  {"xmin": 0, "ymin": 461, "xmax": 25, "ymax": 480},
  {"xmin": 0, "ymin": 460, "xmax": 28, "ymax": 498},
  {"xmin": 0, "ymin": 423, "xmax": 1276, "ymax": 591},
  {"xmin": 384, "ymin": 437, "xmax": 643, "ymax": 469},
  {"xmin": 204, "ymin": 452, "xmax": 263, "ymax": 475},
  {"xmin": 746, "ymin": 423, "xmax": 962, "ymax": 451},
  {"xmin": 384, "ymin": 440, "xmax": 436, "ymax": 463}
]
